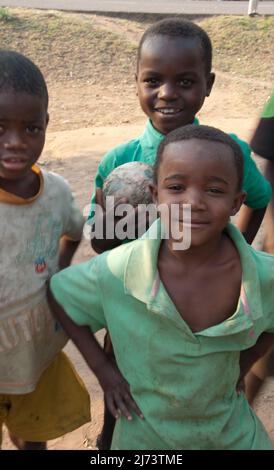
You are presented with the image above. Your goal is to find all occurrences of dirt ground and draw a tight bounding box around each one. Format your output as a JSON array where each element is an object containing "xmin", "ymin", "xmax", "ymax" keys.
[{"xmin": 1, "ymin": 10, "xmax": 274, "ymax": 450}]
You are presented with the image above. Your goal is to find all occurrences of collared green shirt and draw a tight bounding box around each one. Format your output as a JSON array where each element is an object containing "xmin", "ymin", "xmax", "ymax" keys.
[
  {"xmin": 51, "ymin": 222, "xmax": 274, "ymax": 450},
  {"xmin": 89, "ymin": 119, "xmax": 271, "ymax": 219}
]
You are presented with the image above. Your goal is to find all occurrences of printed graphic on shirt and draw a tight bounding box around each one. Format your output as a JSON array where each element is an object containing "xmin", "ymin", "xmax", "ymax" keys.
[
  {"xmin": 15, "ymin": 212, "xmax": 62, "ymax": 267},
  {"xmin": 35, "ymin": 256, "xmax": 48, "ymax": 273},
  {"xmin": 0, "ymin": 300, "xmax": 61, "ymax": 352}
]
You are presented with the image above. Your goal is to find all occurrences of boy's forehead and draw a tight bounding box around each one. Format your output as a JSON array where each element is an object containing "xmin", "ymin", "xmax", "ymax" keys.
[
  {"xmin": 140, "ymin": 35, "xmax": 203, "ymax": 61},
  {"xmin": 0, "ymin": 89, "xmax": 47, "ymax": 113},
  {"xmin": 163, "ymin": 139, "xmax": 236, "ymax": 170},
  {"xmin": 166, "ymin": 138, "xmax": 232, "ymax": 154}
]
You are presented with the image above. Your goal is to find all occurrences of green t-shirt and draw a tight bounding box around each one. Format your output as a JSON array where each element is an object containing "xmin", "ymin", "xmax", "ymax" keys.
[
  {"xmin": 51, "ymin": 221, "xmax": 274, "ymax": 450},
  {"xmin": 89, "ymin": 119, "xmax": 271, "ymax": 219}
]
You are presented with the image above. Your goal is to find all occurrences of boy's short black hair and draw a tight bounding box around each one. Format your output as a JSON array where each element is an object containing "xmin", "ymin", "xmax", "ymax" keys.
[
  {"xmin": 137, "ymin": 18, "xmax": 212, "ymax": 75},
  {"xmin": 0, "ymin": 50, "xmax": 48, "ymax": 109},
  {"xmin": 155, "ymin": 124, "xmax": 244, "ymax": 191}
]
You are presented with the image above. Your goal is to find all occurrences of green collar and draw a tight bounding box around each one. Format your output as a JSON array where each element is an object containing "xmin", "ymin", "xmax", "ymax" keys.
[
  {"xmin": 123, "ymin": 220, "xmax": 263, "ymax": 324},
  {"xmin": 142, "ymin": 118, "xmax": 200, "ymax": 146}
]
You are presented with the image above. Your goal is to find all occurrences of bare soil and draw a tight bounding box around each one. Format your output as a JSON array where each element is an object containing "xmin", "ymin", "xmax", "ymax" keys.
[{"xmin": 1, "ymin": 7, "xmax": 274, "ymax": 449}]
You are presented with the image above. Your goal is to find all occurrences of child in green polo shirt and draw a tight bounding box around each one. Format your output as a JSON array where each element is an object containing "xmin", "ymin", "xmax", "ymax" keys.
[
  {"xmin": 49, "ymin": 125, "xmax": 274, "ymax": 450},
  {"xmin": 89, "ymin": 18, "xmax": 271, "ymax": 253},
  {"xmin": 87, "ymin": 17, "xmax": 272, "ymax": 449}
]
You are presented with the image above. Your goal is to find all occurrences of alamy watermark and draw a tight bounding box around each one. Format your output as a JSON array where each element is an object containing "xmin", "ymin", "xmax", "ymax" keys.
[{"xmin": 83, "ymin": 197, "xmax": 193, "ymax": 250}]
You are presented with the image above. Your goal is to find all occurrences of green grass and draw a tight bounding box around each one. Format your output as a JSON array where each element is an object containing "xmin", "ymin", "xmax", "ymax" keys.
[
  {"xmin": 200, "ymin": 15, "xmax": 274, "ymax": 80},
  {"xmin": 0, "ymin": 9, "xmax": 136, "ymax": 85},
  {"xmin": 0, "ymin": 7, "xmax": 14, "ymax": 22}
]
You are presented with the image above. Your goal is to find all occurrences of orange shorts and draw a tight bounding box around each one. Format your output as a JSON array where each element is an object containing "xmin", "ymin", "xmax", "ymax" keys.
[{"xmin": 0, "ymin": 351, "xmax": 90, "ymax": 445}]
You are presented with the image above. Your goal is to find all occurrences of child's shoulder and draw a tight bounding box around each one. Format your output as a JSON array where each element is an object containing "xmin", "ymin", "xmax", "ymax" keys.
[
  {"xmin": 228, "ymin": 133, "xmax": 250, "ymax": 157},
  {"xmin": 228, "ymin": 223, "xmax": 274, "ymax": 282},
  {"xmin": 250, "ymin": 245, "xmax": 274, "ymax": 281},
  {"xmin": 111, "ymin": 136, "xmax": 142, "ymax": 154},
  {"xmin": 95, "ymin": 238, "xmax": 142, "ymax": 280},
  {"xmin": 101, "ymin": 135, "xmax": 143, "ymax": 168},
  {"xmin": 42, "ymin": 169, "xmax": 72, "ymax": 195}
]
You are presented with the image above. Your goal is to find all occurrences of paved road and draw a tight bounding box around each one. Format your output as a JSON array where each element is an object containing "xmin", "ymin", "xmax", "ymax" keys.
[{"xmin": 1, "ymin": 0, "xmax": 274, "ymax": 15}]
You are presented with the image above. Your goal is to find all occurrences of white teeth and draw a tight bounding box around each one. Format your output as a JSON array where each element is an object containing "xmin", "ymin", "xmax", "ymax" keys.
[
  {"xmin": 4, "ymin": 158, "xmax": 24, "ymax": 162},
  {"xmin": 157, "ymin": 108, "xmax": 181, "ymax": 115}
]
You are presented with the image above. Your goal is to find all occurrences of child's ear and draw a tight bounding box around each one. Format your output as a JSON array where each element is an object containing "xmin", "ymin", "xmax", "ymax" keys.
[
  {"xmin": 230, "ymin": 191, "xmax": 246, "ymax": 216},
  {"xmin": 135, "ymin": 72, "xmax": 138, "ymax": 96},
  {"xmin": 149, "ymin": 183, "xmax": 158, "ymax": 204},
  {"xmin": 206, "ymin": 73, "xmax": 215, "ymax": 97}
]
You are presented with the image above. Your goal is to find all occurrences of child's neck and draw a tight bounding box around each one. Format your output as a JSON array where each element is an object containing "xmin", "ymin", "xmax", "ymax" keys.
[
  {"xmin": 151, "ymin": 117, "xmax": 197, "ymax": 135},
  {"xmin": 0, "ymin": 169, "xmax": 40, "ymax": 199},
  {"xmin": 162, "ymin": 233, "xmax": 229, "ymax": 270}
]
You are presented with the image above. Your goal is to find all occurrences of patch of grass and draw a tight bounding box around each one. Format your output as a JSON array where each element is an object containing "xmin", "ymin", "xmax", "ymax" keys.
[
  {"xmin": 0, "ymin": 7, "xmax": 14, "ymax": 22},
  {"xmin": 200, "ymin": 15, "xmax": 274, "ymax": 81},
  {"xmin": 0, "ymin": 9, "xmax": 136, "ymax": 86}
]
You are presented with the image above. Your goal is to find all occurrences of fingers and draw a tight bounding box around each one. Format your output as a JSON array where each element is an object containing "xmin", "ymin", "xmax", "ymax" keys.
[
  {"xmin": 100, "ymin": 361, "xmax": 144, "ymax": 421},
  {"xmin": 95, "ymin": 188, "xmax": 104, "ymax": 208},
  {"xmin": 115, "ymin": 394, "xmax": 134, "ymax": 421},
  {"xmin": 124, "ymin": 393, "xmax": 144, "ymax": 419},
  {"xmin": 114, "ymin": 197, "xmax": 128, "ymax": 208},
  {"xmin": 113, "ymin": 199, "xmax": 130, "ymax": 219},
  {"xmin": 236, "ymin": 377, "xmax": 245, "ymax": 395},
  {"xmin": 106, "ymin": 393, "xmax": 122, "ymax": 420},
  {"xmin": 106, "ymin": 389, "xmax": 144, "ymax": 421},
  {"xmin": 106, "ymin": 391, "xmax": 133, "ymax": 421}
]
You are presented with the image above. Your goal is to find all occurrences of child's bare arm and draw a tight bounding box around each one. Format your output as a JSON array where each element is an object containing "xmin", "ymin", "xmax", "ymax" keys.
[
  {"xmin": 236, "ymin": 205, "xmax": 266, "ymax": 244},
  {"xmin": 238, "ymin": 332, "xmax": 274, "ymax": 386},
  {"xmin": 48, "ymin": 286, "xmax": 143, "ymax": 421},
  {"xmin": 58, "ymin": 238, "xmax": 81, "ymax": 270}
]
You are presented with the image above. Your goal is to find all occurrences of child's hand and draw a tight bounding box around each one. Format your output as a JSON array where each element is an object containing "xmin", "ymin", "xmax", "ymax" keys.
[
  {"xmin": 97, "ymin": 188, "xmax": 152, "ymax": 237},
  {"xmin": 237, "ymin": 347, "xmax": 260, "ymax": 394},
  {"xmin": 91, "ymin": 189, "xmax": 128, "ymax": 252},
  {"xmin": 97, "ymin": 360, "xmax": 144, "ymax": 421},
  {"xmin": 96, "ymin": 187, "xmax": 128, "ymax": 218},
  {"xmin": 58, "ymin": 238, "xmax": 80, "ymax": 270},
  {"xmin": 92, "ymin": 188, "xmax": 150, "ymax": 252},
  {"xmin": 95, "ymin": 188, "xmax": 105, "ymax": 209},
  {"xmin": 236, "ymin": 349, "xmax": 255, "ymax": 395},
  {"xmin": 237, "ymin": 332, "xmax": 274, "ymax": 394}
]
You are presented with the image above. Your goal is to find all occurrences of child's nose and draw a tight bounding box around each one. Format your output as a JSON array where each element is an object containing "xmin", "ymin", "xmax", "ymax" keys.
[
  {"xmin": 184, "ymin": 189, "xmax": 206, "ymax": 210},
  {"xmin": 3, "ymin": 132, "xmax": 27, "ymax": 150},
  {"xmin": 158, "ymin": 82, "xmax": 178, "ymax": 100}
]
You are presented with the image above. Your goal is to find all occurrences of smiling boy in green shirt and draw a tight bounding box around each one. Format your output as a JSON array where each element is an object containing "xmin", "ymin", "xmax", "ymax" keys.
[{"xmin": 89, "ymin": 19, "xmax": 271, "ymax": 252}]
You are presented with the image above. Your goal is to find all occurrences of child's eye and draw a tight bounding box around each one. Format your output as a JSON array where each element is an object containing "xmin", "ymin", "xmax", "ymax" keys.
[
  {"xmin": 144, "ymin": 78, "xmax": 160, "ymax": 86},
  {"xmin": 207, "ymin": 188, "xmax": 224, "ymax": 194},
  {"xmin": 179, "ymin": 78, "xmax": 193, "ymax": 87},
  {"xmin": 168, "ymin": 184, "xmax": 184, "ymax": 191},
  {"xmin": 26, "ymin": 125, "xmax": 41, "ymax": 135}
]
